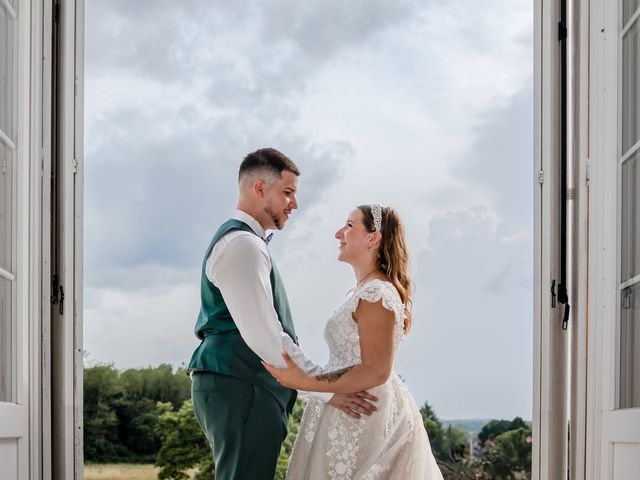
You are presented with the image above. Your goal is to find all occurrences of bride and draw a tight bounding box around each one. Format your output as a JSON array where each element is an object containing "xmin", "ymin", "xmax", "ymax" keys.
[{"xmin": 263, "ymin": 204, "xmax": 444, "ymax": 480}]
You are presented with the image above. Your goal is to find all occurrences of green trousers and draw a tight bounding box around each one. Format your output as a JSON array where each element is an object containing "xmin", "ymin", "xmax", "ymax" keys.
[{"xmin": 192, "ymin": 372, "xmax": 290, "ymax": 480}]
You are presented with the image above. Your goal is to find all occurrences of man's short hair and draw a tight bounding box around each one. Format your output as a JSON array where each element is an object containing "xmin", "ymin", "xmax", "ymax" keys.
[{"xmin": 238, "ymin": 148, "xmax": 301, "ymax": 182}]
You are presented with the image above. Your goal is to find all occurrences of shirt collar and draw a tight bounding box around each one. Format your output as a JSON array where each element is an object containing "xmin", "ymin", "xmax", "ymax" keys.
[{"xmin": 232, "ymin": 209, "xmax": 267, "ymax": 239}]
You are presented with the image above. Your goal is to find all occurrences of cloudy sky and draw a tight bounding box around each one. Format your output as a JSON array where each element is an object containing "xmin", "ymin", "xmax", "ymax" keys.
[{"xmin": 84, "ymin": 0, "xmax": 533, "ymax": 420}]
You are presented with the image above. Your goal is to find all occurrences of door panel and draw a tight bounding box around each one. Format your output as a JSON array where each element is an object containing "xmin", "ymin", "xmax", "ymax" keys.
[
  {"xmin": 0, "ymin": 0, "xmax": 28, "ymax": 478},
  {"xmin": 612, "ymin": 443, "xmax": 640, "ymax": 480},
  {"xmin": 0, "ymin": 439, "xmax": 19, "ymax": 479},
  {"xmin": 596, "ymin": 0, "xmax": 640, "ymax": 477}
]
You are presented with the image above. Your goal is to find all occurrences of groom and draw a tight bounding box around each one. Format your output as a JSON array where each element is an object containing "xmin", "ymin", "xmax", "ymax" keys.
[{"xmin": 188, "ymin": 148, "xmax": 376, "ymax": 480}]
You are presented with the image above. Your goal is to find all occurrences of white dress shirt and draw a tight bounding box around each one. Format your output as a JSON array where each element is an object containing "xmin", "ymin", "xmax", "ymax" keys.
[{"xmin": 206, "ymin": 210, "xmax": 332, "ymax": 403}]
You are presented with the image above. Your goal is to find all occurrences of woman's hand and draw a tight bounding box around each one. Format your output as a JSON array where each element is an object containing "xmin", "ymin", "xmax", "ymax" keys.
[
  {"xmin": 262, "ymin": 352, "xmax": 310, "ymax": 390},
  {"xmin": 328, "ymin": 392, "xmax": 378, "ymax": 419}
]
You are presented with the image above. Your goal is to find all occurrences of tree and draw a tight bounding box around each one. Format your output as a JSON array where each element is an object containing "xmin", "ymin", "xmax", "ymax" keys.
[
  {"xmin": 83, "ymin": 364, "xmax": 126, "ymax": 462},
  {"xmin": 84, "ymin": 363, "xmax": 192, "ymax": 463},
  {"xmin": 436, "ymin": 425, "xmax": 467, "ymax": 462},
  {"xmin": 482, "ymin": 427, "xmax": 532, "ymax": 480},
  {"xmin": 155, "ymin": 400, "xmax": 212, "ymax": 480},
  {"xmin": 478, "ymin": 417, "xmax": 528, "ymax": 447},
  {"xmin": 420, "ymin": 401, "xmax": 442, "ymax": 441}
]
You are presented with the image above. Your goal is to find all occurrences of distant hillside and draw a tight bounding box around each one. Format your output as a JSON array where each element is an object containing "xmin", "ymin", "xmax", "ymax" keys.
[{"xmin": 441, "ymin": 418, "xmax": 493, "ymax": 434}]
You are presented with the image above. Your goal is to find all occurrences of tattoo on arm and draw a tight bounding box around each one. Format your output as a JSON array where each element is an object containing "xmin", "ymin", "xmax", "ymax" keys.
[{"xmin": 315, "ymin": 366, "xmax": 354, "ymax": 383}]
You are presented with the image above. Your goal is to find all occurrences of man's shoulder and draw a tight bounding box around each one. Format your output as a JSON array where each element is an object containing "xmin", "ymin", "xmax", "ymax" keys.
[{"xmin": 211, "ymin": 229, "xmax": 267, "ymax": 261}]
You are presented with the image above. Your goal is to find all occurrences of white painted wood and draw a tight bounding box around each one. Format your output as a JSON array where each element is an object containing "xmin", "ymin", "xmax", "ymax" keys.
[
  {"xmin": 0, "ymin": 267, "xmax": 17, "ymax": 281},
  {"xmin": 532, "ymin": 3, "xmax": 543, "ymax": 478},
  {"xmin": 73, "ymin": 0, "xmax": 85, "ymax": 476},
  {"xmin": 534, "ymin": 1, "xmax": 570, "ymax": 479},
  {"xmin": 0, "ymin": 1, "xmax": 33, "ymax": 479},
  {"xmin": 621, "ymin": 6, "xmax": 640, "ymax": 36},
  {"xmin": 0, "ymin": 128, "xmax": 17, "ymax": 150},
  {"xmin": 619, "ymin": 139, "xmax": 640, "ymax": 164},
  {"xmin": 0, "ymin": 438, "xmax": 19, "ymax": 479},
  {"xmin": 40, "ymin": 1, "xmax": 54, "ymax": 478},
  {"xmin": 586, "ymin": 0, "xmax": 640, "ymax": 478},
  {"xmin": 569, "ymin": 0, "xmax": 592, "ymax": 478},
  {"xmin": 0, "ymin": 0, "xmax": 16, "ymax": 19},
  {"xmin": 27, "ymin": 1, "xmax": 50, "ymax": 478},
  {"xmin": 39, "ymin": 2, "xmax": 53, "ymax": 480},
  {"xmin": 620, "ymin": 274, "xmax": 640, "ymax": 290},
  {"xmin": 28, "ymin": 2, "xmax": 42, "ymax": 479},
  {"xmin": 585, "ymin": 1, "xmax": 610, "ymax": 475},
  {"xmin": 612, "ymin": 443, "xmax": 640, "ymax": 480},
  {"xmin": 51, "ymin": 1, "xmax": 84, "ymax": 478},
  {"xmin": 0, "ymin": 0, "xmax": 83, "ymax": 478}
]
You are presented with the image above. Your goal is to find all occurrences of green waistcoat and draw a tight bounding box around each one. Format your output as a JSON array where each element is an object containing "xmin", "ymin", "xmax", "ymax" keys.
[{"xmin": 187, "ymin": 219, "xmax": 298, "ymax": 412}]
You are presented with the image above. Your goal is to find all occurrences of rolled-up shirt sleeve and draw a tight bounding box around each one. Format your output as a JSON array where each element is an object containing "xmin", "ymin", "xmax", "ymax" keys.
[{"xmin": 209, "ymin": 233, "xmax": 332, "ymax": 402}]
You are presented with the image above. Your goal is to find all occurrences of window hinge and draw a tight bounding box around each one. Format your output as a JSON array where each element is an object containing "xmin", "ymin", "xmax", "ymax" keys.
[
  {"xmin": 585, "ymin": 160, "xmax": 590, "ymax": 185},
  {"xmin": 72, "ymin": 158, "xmax": 78, "ymax": 173},
  {"xmin": 1, "ymin": 157, "xmax": 7, "ymax": 174},
  {"xmin": 537, "ymin": 170, "xmax": 544, "ymax": 185}
]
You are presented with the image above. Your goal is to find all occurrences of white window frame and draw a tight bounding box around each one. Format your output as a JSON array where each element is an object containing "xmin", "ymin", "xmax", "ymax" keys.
[{"xmin": 616, "ymin": 0, "xmax": 640, "ymax": 410}]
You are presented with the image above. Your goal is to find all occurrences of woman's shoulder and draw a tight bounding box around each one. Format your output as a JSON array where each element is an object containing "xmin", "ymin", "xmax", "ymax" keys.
[{"xmin": 354, "ymin": 278, "xmax": 403, "ymax": 310}]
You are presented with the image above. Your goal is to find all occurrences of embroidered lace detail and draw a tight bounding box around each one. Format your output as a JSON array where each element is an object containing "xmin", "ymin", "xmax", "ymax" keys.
[
  {"xmin": 323, "ymin": 280, "xmax": 405, "ymax": 372},
  {"xmin": 325, "ymin": 413, "xmax": 365, "ymax": 479},
  {"xmin": 385, "ymin": 376, "xmax": 401, "ymax": 437},
  {"xmin": 302, "ymin": 398, "xmax": 323, "ymax": 444},
  {"xmin": 285, "ymin": 279, "xmax": 444, "ymax": 480},
  {"xmin": 362, "ymin": 464, "xmax": 385, "ymax": 479}
]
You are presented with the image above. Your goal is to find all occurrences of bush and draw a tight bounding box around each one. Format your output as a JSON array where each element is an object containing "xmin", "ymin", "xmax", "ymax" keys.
[
  {"xmin": 155, "ymin": 400, "xmax": 212, "ymax": 479},
  {"xmin": 481, "ymin": 427, "xmax": 532, "ymax": 480},
  {"xmin": 83, "ymin": 364, "xmax": 191, "ymax": 463}
]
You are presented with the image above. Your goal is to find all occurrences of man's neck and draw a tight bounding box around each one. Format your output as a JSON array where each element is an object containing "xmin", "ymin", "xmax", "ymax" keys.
[{"xmin": 234, "ymin": 207, "xmax": 268, "ymax": 237}]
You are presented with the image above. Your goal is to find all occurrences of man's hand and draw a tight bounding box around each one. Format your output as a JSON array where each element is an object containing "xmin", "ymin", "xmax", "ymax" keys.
[{"xmin": 328, "ymin": 391, "xmax": 378, "ymax": 419}]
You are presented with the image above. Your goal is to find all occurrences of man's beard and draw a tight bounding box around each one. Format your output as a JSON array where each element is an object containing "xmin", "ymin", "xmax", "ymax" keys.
[{"xmin": 264, "ymin": 206, "xmax": 283, "ymax": 229}]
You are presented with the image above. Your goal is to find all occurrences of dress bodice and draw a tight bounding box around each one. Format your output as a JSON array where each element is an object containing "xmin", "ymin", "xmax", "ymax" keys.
[{"xmin": 323, "ymin": 279, "xmax": 406, "ymax": 372}]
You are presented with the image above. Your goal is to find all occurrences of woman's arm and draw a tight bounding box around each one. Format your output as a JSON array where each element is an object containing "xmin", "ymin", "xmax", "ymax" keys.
[{"xmin": 263, "ymin": 298, "xmax": 396, "ymax": 393}]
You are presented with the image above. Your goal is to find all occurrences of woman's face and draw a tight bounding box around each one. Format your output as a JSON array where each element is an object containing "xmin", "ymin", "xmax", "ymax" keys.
[{"xmin": 335, "ymin": 209, "xmax": 373, "ymax": 264}]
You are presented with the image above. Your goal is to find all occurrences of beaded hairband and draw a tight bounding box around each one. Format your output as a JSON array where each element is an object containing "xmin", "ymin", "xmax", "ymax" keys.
[{"xmin": 370, "ymin": 204, "xmax": 383, "ymax": 231}]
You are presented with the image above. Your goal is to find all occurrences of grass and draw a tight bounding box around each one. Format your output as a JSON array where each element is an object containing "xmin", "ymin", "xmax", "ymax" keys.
[{"xmin": 84, "ymin": 464, "xmax": 159, "ymax": 480}]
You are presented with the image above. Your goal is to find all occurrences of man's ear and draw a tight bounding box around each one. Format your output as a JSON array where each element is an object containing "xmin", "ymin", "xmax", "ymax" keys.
[{"xmin": 254, "ymin": 179, "xmax": 266, "ymax": 198}]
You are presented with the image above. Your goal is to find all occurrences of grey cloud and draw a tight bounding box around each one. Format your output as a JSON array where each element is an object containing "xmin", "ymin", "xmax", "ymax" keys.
[
  {"xmin": 259, "ymin": 0, "xmax": 419, "ymax": 60},
  {"xmin": 483, "ymin": 259, "xmax": 532, "ymax": 295},
  {"xmin": 408, "ymin": 206, "xmax": 532, "ymax": 419},
  {"xmin": 87, "ymin": 0, "xmax": 421, "ymax": 89},
  {"xmin": 450, "ymin": 81, "xmax": 534, "ymax": 234},
  {"xmin": 404, "ymin": 85, "xmax": 534, "ymax": 418},
  {"xmin": 84, "ymin": 103, "xmax": 349, "ymax": 288}
]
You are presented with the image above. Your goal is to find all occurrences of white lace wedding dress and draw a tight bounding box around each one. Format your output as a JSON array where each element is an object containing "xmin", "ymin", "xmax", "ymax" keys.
[{"xmin": 286, "ymin": 279, "xmax": 444, "ymax": 480}]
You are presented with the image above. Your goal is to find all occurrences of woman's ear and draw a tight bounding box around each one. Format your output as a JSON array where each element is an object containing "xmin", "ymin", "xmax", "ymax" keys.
[{"xmin": 369, "ymin": 231, "xmax": 383, "ymax": 247}]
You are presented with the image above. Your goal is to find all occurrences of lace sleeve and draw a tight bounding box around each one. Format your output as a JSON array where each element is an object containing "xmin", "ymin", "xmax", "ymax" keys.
[{"xmin": 353, "ymin": 280, "xmax": 403, "ymax": 318}]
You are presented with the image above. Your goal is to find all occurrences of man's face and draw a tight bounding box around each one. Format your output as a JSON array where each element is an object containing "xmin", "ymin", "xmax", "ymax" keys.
[{"xmin": 263, "ymin": 171, "xmax": 299, "ymax": 230}]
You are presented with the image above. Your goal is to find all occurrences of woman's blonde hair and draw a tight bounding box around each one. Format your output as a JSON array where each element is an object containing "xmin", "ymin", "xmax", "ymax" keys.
[{"xmin": 358, "ymin": 205, "xmax": 413, "ymax": 333}]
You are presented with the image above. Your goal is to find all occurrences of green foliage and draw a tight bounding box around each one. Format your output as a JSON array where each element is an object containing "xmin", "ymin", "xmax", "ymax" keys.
[
  {"xmin": 83, "ymin": 364, "xmax": 127, "ymax": 462},
  {"xmin": 155, "ymin": 400, "xmax": 213, "ymax": 480},
  {"xmin": 421, "ymin": 402, "xmax": 466, "ymax": 463},
  {"xmin": 478, "ymin": 417, "xmax": 528, "ymax": 447},
  {"xmin": 84, "ymin": 364, "xmax": 532, "ymax": 480},
  {"xmin": 481, "ymin": 427, "xmax": 532, "ymax": 480},
  {"xmin": 275, "ymin": 398, "xmax": 306, "ymax": 480},
  {"xmin": 434, "ymin": 425, "xmax": 467, "ymax": 462},
  {"xmin": 83, "ymin": 363, "xmax": 191, "ymax": 463}
]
